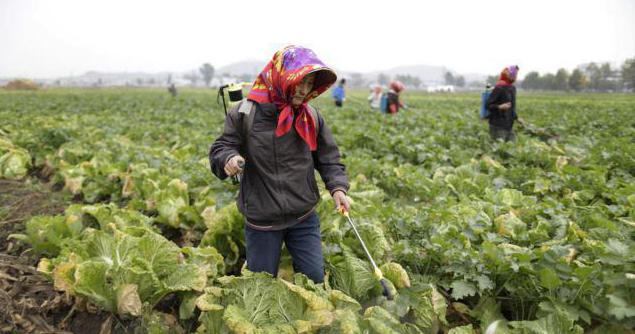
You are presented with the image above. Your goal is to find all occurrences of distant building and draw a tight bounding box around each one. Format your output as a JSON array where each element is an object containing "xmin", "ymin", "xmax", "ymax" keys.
[{"xmin": 427, "ymin": 85, "xmax": 455, "ymax": 93}]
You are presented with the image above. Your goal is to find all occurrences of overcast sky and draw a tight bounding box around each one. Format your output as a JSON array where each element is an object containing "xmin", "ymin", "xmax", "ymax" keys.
[{"xmin": 1, "ymin": 0, "xmax": 633, "ymax": 79}]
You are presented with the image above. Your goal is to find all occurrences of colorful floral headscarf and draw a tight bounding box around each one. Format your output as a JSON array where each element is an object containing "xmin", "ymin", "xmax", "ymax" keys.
[{"xmin": 247, "ymin": 45, "xmax": 337, "ymax": 151}]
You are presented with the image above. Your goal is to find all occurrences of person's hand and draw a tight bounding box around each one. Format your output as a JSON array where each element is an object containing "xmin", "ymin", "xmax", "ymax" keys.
[
  {"xmin": 499, "ymin": 102, "xmax": 512, "ymax": 111},
  {"xmin": 333, "ymin": 190, "xmax": 350, "ymax": 213},
  {"xmin": 224, "ymin": 155, "xmax": 245, "ymax": 176}
]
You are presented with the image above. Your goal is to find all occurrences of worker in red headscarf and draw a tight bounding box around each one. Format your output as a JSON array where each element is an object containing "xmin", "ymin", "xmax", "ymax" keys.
[
  {"xmin": 486, "ymin": 65, "xmax": 520, "ymax": 142},
  {"xmin": 387, "ymin": 80, "xmax": 406, "ymax": 114}
]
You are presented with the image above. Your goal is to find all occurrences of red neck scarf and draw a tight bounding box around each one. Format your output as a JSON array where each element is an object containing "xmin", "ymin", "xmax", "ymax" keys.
[{"xmin": 247, "ymin": 46, "xmax": 336, "ymax": 151}]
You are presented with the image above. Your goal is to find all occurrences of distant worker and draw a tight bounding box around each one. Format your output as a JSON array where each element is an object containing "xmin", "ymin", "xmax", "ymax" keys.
[
  {"xmin": 368, "ymin": 85, "xmax": 383, "ymax": 109},
  {"xmin": 168, "ymin": 83, "xmax": 177, "ymax": 97},
  {"xmin": 486, "ymin": 65, "xmax": 519, "ymax": 142},
  {"xmin": 386, "ymin": 80, "xmax": 406, "ymax": 115},
  {"xmin": 332, "ymin": 78, "xmax": 346, "ymax": 107}
]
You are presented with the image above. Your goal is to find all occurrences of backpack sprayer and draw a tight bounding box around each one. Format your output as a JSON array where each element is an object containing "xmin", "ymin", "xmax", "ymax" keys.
[
  {"xmin": 217, "ymin": 82, "xmax": 252, "ymax": 115},
  {"xmin": 217, "ymin": 82, "xmax": 252, "ymax": 183}
]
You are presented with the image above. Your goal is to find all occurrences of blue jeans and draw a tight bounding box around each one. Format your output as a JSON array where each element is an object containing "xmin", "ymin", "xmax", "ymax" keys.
[{"xmin": 244, "ymin": 213, "xmax": 324, "ymax": 283}]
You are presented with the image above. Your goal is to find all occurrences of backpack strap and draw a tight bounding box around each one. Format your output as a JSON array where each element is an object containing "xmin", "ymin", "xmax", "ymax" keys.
[
  {"xmin": 307, "ymin": 104, "xmax": 320, "ymax": 135},
  {"xmin": 237, "ymin": 99, "xmax": 256, "ymax": 138},
  {"xmin": 307, "ymin": 105, "xmax": 321, "ymax": 167}
]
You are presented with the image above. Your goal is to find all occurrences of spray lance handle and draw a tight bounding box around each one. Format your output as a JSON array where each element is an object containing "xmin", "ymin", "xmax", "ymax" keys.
[{"xmin": 231, "ymin": 159, "xmax": 245, "ymax": 185}]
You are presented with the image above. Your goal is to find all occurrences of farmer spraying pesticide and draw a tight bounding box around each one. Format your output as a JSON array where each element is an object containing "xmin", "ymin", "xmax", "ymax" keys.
[
  {"xmin": 386, "ymin": 80, "xmax": 406, "ymax": 114},
  {"xmin": 209, "ymin": 45, "xmax": 350, "ymax": 284},
  {"xmin": 486, "ymin": 65, "xmax": 520, "ymax": 142}
]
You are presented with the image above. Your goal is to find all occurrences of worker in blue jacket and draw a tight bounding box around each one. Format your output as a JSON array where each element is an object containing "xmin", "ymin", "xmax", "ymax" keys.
[{"xmin": 332, "ymin": 78, "xmax": 346, "ymax": 107}]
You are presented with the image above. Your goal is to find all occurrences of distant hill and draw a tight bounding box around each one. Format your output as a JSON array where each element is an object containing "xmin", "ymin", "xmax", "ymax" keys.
[
  {"xmin": 215, "ymin": 62, "xmax": 488, "ymax": 86},
  {"xmin": 344, "ymin": 65, "xmax": 487, "ymax": 86},
  {"xmin": 367, "ymin": 64, "xmax": 450, "ymax": 84},
  {"xmin": 45, "ymin": 71, "xmax": 177, "ymax": 87},
  {"xmin": 17, "ymin": 60, "xmax": 488, "ymax": 88},
  {"xmin": 80, "ymin": 71, "xmax": 173, "ymax": 81},
  {"xmin": 216, "ymin": 60, "xmax": 265, "ymax": 77}
]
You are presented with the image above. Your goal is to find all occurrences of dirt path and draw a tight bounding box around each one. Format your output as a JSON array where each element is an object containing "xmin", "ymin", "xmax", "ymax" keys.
[
  {"xmin": 0, "ymin": 179, "xmax": 72, "ymax": 333},
  {"xmin": 1, "ymin": 179, "xmax": 67, "ymax": 255}
]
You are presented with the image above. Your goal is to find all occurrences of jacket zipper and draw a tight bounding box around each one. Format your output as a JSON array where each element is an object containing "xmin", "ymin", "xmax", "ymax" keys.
[{"xmin": 272, "ymin": 121, "xmax": 286, "ymax": 220}]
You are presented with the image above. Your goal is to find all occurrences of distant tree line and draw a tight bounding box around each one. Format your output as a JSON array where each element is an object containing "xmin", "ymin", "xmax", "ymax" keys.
[
  {"xmin": 181, "ymin": 63, "xmax": 216, "ymax": 86},
  {"xmin": 444, "ymin": 72, "xmax": 466, "ymax": 87},
  {"xmin": 395, "ymin": 74, "xmax": 423, "ymax": 88},
  {"xmin": 346, "ymin": 72, "xmax": 458, "ymax": 89},
  {"xmin": 517, "ymin": 58, "xmax": 634, "ymax": 92},
  {"xmin": 142, "ymin": 58, "xmax": 635, "ymax": 91}
]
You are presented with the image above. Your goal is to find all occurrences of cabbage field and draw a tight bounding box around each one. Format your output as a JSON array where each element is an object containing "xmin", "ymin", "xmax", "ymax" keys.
[{"xmin": 0, "ymin": 89, "xmax": 633, "ymax": 333}]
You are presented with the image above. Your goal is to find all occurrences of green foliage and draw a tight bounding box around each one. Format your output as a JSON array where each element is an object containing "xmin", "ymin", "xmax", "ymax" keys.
[
  {"xmin": 195, "ymin": 271, "xmax": 350, "ymax": 333},
  {"xmin": 199, "ymin": 203, "xmax": 245, "ymax": 272},
  {"xmin": 381, "ymin": 262, "xmax": 411, "ymax": 289},
  {"xmin": 9, "ymin": 215, "xmax": 82, "ymax": 256},
  {"xmin": 0, "ymin": 135, "xmax": 31, "ymax": 179},
  {"xmin": 1, "ymin": 89, "xmax": 634, "ymax": 332},
  {"xmin": 328, "ymin": 250, "xmax": 378, "ymax": 302},
  {"xmin": 14, "ymin": 204, "xmax": 221, "ymax": 317},
  {"xmin": 46, "ymin": 226, "xmax": 213, "ymax": 315}
]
